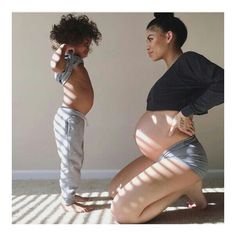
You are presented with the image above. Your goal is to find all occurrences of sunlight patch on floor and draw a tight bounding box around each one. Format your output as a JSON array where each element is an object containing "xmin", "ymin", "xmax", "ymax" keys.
[
  {"xmin": 12, "ymin": 187, "xmax": 224, "ymax": 224},
  {"xmin": 12, "ymin": 191, "xmax": 115, "ymax": 224},
  {"xmin": 202, "ymin": 188, "xmax": 224, "ymax": 193}
]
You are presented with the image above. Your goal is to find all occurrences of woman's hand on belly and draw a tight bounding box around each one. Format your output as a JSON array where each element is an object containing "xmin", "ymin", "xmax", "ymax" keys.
[{"xmin": 168, "ymin": 111, "xmax": 195, "ymax": 137}]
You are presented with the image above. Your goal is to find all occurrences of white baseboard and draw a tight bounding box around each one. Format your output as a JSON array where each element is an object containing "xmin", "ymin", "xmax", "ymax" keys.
[
  {"xmin": 12, "ymin": 169, "xmax": 119, "ymax": 180},
  {"xmin": 12, "ymin": 169, "xmax": 224, "ymax": 180}
]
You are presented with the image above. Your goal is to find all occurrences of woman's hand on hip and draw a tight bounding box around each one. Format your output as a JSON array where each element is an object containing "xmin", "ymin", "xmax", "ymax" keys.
[{"xmin": 168, "ymin": 111, "xmax": 195, "ymax": 136}]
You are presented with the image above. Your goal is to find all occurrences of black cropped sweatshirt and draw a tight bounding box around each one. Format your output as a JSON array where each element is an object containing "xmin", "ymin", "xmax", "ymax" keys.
[{"xmin": 146, "ymin": 51, "xmax": 224, "ymax": 116}]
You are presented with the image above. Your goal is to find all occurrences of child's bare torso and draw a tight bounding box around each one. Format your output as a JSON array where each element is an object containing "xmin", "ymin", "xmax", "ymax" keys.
[{"xmin": 62, "ymin": 65, "xmax": 94, "ymax": 115}]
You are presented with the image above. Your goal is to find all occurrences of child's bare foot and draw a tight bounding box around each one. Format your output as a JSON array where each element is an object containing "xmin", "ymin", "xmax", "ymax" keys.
[
  {"xmin": 61, "ymin": 202, "xmax": 95, "ymax": 213},
  {"xmin": 185, "ymin": 180, "xmax": 208, "ymax": 210}
]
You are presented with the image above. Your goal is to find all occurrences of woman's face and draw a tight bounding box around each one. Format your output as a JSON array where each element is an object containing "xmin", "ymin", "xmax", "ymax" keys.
[
  {"xmin": 146, "ymin": 28, "xmax": 169, "ymax": 61},
  {"xmin": 74, "ymin": 37, "xmax": 92, "ymax": 58}
]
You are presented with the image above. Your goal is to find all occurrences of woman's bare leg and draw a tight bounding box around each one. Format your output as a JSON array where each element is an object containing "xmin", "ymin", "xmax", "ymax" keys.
[
  {"xmin": 111, "ymin": 158, "xmax": 202, "ymax": 224},
  {"xmin": 137, "ymin": 181, "xmax": 208, "ymax": 222},
  {"xmin": 137, "ymin": 190, "xmax": 183, "ymax": 222},
  {"xmin": 185, "ymin": 180, "xmax": 208, "ymax": 209},
  {"xmin": 109, "ymin": 155, "xmax": 154, "ymax": 198}
]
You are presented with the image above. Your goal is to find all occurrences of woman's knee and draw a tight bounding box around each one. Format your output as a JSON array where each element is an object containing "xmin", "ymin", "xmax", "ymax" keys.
[
  {"xmin": 111, "ymin": 199, "xmax": 139, "ymax": 224},
  {"xmin": 111, "ymin": 205, "xmax": 128, "ymax": 223},
  {"xmin": 111, "ymin": 190, "xmax": 143, "ymax": 224}
]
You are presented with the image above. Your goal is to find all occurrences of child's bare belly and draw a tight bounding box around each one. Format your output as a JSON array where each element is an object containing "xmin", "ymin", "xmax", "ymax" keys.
[
  {"xmin": 135, "ymin": 110, "xmax": 190, "ymax": 161},
  {"xmin": 62, "ymin": 76, "xmax": 94, "ymax": 115}
]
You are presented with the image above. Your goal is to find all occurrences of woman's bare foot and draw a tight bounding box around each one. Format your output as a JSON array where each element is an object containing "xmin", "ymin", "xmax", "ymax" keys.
[
  {"xmin": 61, "ymin": 202, "xmax": 95, "ymax": 213},
  {"xmin": 185, "ymin": 180, "xmax": 208, "ymax": 210}
]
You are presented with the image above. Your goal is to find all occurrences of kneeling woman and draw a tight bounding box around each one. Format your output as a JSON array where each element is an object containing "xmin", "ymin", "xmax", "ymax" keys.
[{"xmin": 109, "ymin": 13, "xmax": 224, "ymax": 224}]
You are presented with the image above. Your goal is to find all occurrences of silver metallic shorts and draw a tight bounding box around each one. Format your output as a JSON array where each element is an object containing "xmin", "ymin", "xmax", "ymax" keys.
[{"xmin": 159, "ymin": 135, "xmax": 208, "ymax": 178}]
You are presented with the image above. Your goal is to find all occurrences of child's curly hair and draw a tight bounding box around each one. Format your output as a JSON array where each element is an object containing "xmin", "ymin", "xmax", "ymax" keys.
[{"xmin": 50, "ymin": 14, "xmax": 102, "ymax": 50}]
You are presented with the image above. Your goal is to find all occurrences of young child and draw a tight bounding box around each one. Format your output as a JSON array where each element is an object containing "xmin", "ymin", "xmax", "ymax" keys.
[{"xmin": 50, "ymin": 14, "xmax": 102, "ymax": 212}]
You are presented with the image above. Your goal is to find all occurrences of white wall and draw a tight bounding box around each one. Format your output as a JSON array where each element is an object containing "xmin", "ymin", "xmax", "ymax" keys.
[{"xmin": 12, "ymin": 13, "xmax": 224, "ymax": 175}]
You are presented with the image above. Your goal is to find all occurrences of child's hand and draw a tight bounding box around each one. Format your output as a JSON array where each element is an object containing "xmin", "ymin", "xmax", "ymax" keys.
[
  {"xmin": 50, "ymin": 44, "xmax": 76, "ymax": 72},
  {"xmin": 50, "ymin": 44, "xmax": 66, "ymax": 72},
  {"xmin": 168, "ymin": 111, "xmax": 195, "ymax": 136}
]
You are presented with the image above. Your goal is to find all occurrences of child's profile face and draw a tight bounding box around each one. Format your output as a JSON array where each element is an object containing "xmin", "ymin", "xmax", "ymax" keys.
[{"xmin": 74, "ymin": 38, "xmax": 92, "ymax": 58}]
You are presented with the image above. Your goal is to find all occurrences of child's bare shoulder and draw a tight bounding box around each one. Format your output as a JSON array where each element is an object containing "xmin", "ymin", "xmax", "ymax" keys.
[{"xmin": 74, "ymin": 64, "xmax": 89, "ymax": 76}]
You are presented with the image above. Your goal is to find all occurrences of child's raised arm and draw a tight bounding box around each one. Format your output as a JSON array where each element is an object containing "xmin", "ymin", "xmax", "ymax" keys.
[{"xmin": 50, "ymin": 44, "xmax": 74, "ymax": 73}]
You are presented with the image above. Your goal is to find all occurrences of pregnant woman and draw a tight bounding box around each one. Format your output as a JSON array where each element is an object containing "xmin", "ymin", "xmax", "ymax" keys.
[{"xmin": 109, "ymin": 13, "xmax": 224, "ymax": 223}]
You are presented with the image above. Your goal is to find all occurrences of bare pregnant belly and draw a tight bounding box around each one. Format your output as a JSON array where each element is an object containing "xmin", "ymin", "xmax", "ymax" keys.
[{"xmin": 135, "ymin": 110, "xmax": 190, "ymax": 161}]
